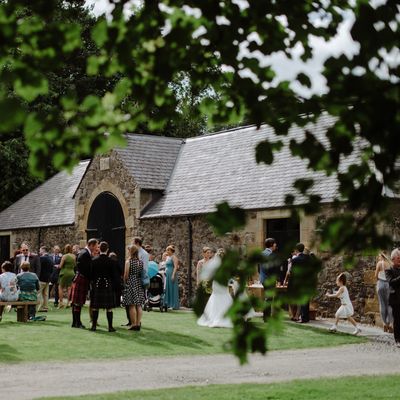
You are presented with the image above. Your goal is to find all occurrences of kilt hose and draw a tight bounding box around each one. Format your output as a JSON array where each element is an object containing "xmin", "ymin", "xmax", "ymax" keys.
[{"xmin": 70, "ymin": 274, "xmax": 90, "ymax": 306}]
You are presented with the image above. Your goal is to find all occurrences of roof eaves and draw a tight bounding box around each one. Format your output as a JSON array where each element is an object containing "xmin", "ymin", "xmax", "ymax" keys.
[{"xmin": 72, "ymin": 159, "xmax": 92, "ymax": 199}]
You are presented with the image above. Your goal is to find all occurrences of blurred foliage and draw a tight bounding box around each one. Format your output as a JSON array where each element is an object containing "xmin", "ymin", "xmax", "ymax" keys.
[{"xmin": 0, "ymin": 0, "xmax": 399, "ymax": 362}]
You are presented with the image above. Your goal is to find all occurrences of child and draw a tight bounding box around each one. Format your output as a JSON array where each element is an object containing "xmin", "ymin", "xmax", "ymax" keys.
[{"xmin": 326, "ymin": 273, "xmax": 361, "ymax": 335}]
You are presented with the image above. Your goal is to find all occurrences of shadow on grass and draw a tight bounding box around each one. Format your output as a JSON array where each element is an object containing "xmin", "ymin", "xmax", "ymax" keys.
[
  {"xmin": 0, "ymin": 343, "xmax": 22, "ymax": 362},
  {"xmin": 90, "ymin": 325, "xmax": 210, "ymax": 350}
]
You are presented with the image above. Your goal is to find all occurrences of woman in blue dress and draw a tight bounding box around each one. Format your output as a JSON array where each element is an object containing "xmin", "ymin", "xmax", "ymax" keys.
[{"xmin": 164, "ymin": 245, "xmax": 180, "ymax": 310}]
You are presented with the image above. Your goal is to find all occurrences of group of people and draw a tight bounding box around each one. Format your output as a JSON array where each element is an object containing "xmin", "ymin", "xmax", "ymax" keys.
[
  {"xmin": 324, "ymin": 247, "xmax": 400, "ymax": 345},
  {"xmin": 3, "ymin": 235, "xmax": 400, "ymax": 346},
  {"xmin": 0, "ymin": 237, "xmax": 181, "ymax": 330}
]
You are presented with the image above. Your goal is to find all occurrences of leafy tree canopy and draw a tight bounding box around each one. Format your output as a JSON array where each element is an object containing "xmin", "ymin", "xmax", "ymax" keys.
[{"xmin": 0, "ymin": 0, "xmax": 399, "ymax": 361}]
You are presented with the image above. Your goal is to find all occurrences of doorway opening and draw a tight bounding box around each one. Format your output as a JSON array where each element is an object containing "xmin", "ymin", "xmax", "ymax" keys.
[{"xmin": 87, "ymin": 192, "xmax": 126, "ymax": 271}]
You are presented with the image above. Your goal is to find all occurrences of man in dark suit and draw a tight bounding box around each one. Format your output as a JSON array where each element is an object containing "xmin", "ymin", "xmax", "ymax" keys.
[
  {"xmin": 290, "ymin": 243, "xmax": 311, "ymax": 323},
  {"xmin": 49, "ymin": 245, "xmax": 63, "ymax": 307},
  {"xmin": 38, "ymin": 246, "xmax": 54, "ymax": 312},
  {"xmin": 14, "ymin": 242, "xmax": 41, "ymax": 277},
  {"xmin": 259, "ymin": 238, "xmax": 280, "ymax": 322},
  {"xmin": 70, "ymin": 238, "xmax": 98, "ymax": 329}
]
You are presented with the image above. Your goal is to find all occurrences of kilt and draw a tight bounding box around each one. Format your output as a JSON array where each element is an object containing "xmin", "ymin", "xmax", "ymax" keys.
[
  {"xmin": 70, "ymin": 274, "xmax": 89, "ymax": 306},
  {"xmin": 90, "ymin": 277, "xmax": 115, "ymax": 309}
]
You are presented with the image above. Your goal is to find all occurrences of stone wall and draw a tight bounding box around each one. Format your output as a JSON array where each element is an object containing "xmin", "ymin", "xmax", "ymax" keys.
[
  {"xmin": 138, "ymin": 213, "xmax": 257, "ymax": 306},
  {"xmin": 10, "ymin": 225, "xmax": 79, "ymax": 254},
  {"xmin": 311, "ymin": 200, "xmax": 400, "ymax": 325},
  {"xmin": 313, "ymin": 254, "xmax": 377, "ymax": 323}
]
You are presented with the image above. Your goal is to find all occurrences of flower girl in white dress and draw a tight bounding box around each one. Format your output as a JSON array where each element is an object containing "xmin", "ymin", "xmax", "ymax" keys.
[{"xmin": 326, "ymin": 273, "xmax": 361, "ymax": 335}]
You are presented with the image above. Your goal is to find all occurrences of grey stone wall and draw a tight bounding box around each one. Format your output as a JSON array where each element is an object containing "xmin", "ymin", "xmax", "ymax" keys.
[
  {"xmin": 313, "ymin": 254, "xmax": 377, "ymax": 323},
  {"xmin": 11, "ymin": 225, "xmax": 79, "ymax": 254}
]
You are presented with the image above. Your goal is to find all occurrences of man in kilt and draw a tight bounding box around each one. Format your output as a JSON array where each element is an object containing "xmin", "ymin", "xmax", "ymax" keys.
[
  {"xmin": 90, "ymin": 241, "xmax": 120, "ymax": 332},
  {"xmin": 70, "ymin": 238, "xmax": 98, "ymax": 329}
]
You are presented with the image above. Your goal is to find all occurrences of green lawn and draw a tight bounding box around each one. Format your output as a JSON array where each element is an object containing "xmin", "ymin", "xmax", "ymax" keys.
[
  {"xmin": 40, "ymin": 375, "xmax": 400, "ymax": 400},
  {"xmin": 0, "ymin": 307, "xmax": 365, "ymax": 363}
]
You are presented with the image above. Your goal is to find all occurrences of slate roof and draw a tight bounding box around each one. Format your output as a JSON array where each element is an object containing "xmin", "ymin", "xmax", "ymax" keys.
[
  {"xmin": 141, "ymin": 114, "xmax": 359, "ymax": 218},
  {"xmin": 0, "ymin": 160, "xmax": 90, "ymax": 231},
  {"xmin": 115, "ymin": 135, "xmax": 183, "ymax": 190}
]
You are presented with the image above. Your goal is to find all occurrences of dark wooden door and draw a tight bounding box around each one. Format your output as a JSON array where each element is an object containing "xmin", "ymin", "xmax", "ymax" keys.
[
  {"xmin": 87, "ymin": 192, "xmax": 125, "ymax": 270},
  {"xmin": 265, "ymin": 218, "xmax": 300, "ymax": 283},
  {"xmin": 266, "ymin": 218, "xmax": 300, "ymax": 255},
  {"xmin": 0, "ymin": 235, "xmax": 10, "ymax": 264}
]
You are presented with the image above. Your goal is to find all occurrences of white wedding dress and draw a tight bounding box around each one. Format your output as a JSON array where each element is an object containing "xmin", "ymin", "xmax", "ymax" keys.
[{"xmin": 197, "ymin": 256, "xmax": 233, "ymax": 328}]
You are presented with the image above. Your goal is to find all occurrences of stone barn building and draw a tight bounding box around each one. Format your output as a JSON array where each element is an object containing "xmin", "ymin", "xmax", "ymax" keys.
[{"xmin": 1, "ymin": 114, "xmax": 399, "ymax": 323}]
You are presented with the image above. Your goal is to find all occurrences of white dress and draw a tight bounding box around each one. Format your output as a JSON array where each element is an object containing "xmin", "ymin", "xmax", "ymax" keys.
[
  {"xmin": 197, "ymin": 256, "xmax": 233, "ymax": 328},
  {"xmin": 335, "ymin": 286, "xmax": 354, "ymax": 318},
  {"xmin": 197, "ymin": 280, "xmax": 233, "ymax": 328}
]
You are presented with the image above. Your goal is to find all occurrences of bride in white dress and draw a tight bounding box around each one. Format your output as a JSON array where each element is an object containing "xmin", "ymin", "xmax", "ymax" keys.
[{"xmin": 197, "ymin": 250, "xmax": 233, "ymax": 328}]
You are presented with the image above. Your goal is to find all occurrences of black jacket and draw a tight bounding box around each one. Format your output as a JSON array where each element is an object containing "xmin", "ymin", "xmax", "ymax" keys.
[
  {"xmin": 76, "ymin": 248, "xmax": 92, "ymax": 279},
  {"xmin": 386, "ymin": 267, "xmax": 400, "ymax": 306},
  {"xmin": 39, "ymin": 254, "xmax": 54, "ymax": 282},
  {"xmin": 91, "ymin": 254, "xmax": 120, "ymax": 289}
]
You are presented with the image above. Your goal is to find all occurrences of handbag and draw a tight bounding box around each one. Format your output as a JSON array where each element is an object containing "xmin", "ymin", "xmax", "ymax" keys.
[{"xmin": 141, "ymin": 268, "xmax": 150, "ymax": 288}]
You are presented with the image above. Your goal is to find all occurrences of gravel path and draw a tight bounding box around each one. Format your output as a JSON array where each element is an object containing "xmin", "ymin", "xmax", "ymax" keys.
[{"xmin": 1, "ymin": 342, "xmax": 399, "ymax": 400}]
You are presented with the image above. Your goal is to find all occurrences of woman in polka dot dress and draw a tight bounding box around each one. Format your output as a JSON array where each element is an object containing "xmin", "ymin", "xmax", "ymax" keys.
[{"xmin": 123, "ymin": 244, "xmax": 145, "ymax": 331}]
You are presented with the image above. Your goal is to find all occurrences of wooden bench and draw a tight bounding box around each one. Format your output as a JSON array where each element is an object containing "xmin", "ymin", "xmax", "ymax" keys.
[{"xmin": 0, "ymin": 301, "xmax": 39, "ymax": 322}]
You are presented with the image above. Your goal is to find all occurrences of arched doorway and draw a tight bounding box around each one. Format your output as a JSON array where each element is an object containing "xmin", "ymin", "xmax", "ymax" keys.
[{"xmin": 87, "ymin": 192, "xmax": 126, "ymax": 271}]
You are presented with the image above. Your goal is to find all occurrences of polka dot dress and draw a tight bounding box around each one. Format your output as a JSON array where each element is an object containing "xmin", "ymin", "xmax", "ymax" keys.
[{"xmin": 123, "ymin": 258, "xmax": 145, "ymax": 306}]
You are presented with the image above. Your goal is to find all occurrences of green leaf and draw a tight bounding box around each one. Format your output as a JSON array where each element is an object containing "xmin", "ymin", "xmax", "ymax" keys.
[
  {"xmin": 294, "ymin": 178, "xmax": 314, "ymax": 194},
  {"xmin": 297, "ymin": 72, "xmax": 312, "ymax": 88},
  {"xmin": 255, "ymin": 139, "xmax": 283, "ymax": 164},
  {"xmin": 24, "ymin": 113, "xmax": 43, "ymax": 138},
  {"xmin": 207, "ymin": 202, "xmax": 246, "ymax": 236},
  {"xmin": 14, "ymin": 71, "xmax": 49, "ymax": 102},
  {"xmin": 0, "ymin": 98, "xmax": 25, "ymax": 131},
  {"xmin": 91, "ymin": 18, "xmax": 108, "ymax": 47},
  {"xmin": 61, "ymin": 23, "xmax": 82, "ymax": 53}
]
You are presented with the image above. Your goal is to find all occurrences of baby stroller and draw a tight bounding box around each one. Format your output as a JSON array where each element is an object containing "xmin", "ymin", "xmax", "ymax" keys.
[{"xmin": 144, "ymin": 272, "xmax": 166, "ymax": 312}]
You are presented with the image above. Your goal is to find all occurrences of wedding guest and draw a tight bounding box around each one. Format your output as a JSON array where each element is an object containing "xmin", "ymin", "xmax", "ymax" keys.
[
  {"xmin": 259, "ymin": 238, "xmax": 279, "ymax": 322},
  {"xmin": 145, "ymin": 245, "xmax": 159, "ymax": 272},
  {"xmin": 72, "ymin": 244, "xmax": 81, "ymax": 259},
  {"xmin": 159, "ymin": 252, "xmax": 168, "ymax": 272},
  {"xmin": 375, "ymin": 252, "xmax": 393, "ymax": 333},
  {"xmin": 133, "ymin": 237, "xmax": 149, "ymax": 272},
  {"xmin": 286, "ymin": 243, "xmax": 311, "ymax": 323},
  {"xmin": 70, "ymin": 238, "xmax": 98, "ymax": 329},
  {"xmin": 386, "ymin": 248, "xmax": 400, "ymax": 347},
  {"xmin": 16, "ymin": 261, "xmax": 40, "ymax": 320},
  {"xmin": 58, "ymin": 244, "xmax": 76, "ymax": 308},
  {"xmin": 196, "ymin": 247, "xmax": 212, "ymax": 287},
  {"xmin": 9, "ymin": 249, "xmax": 20, "ymax": 265},
  {"xmin": 164, "ymin": 245, "xmax": 180, "ymax": 310},
  {"xmin": 109, "ymin": 252, "xmax": 123, "ymax": 307},
  {"xmin": 0, "ymin": 261, "xmax": 19, "ymax": 321},
  {"xmin": 49, "ymin": 245, "xmax": 62, "ymax": 307},
  {"xmin": 123, "ymin": 245, "xmax": 145, "ymax": 331},
  {"xmin": 326, "ymin": 273, "xmax": 361, "ymax": 335},
  {"xmin": 90, "ymin": 242, "xmax": 117, "ymax": 332},
  {"xmin": 14, "ymin": 243, "xmax": 41, "ymax": 277},
  {"xmin": 37, "ymin": 246, "xmax": 54, "ymax": 312}
]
